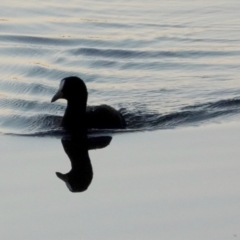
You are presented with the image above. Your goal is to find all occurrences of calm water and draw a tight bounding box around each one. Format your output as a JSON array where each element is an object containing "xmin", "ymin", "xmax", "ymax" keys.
[{"xmin": 0, "ymin": 0, "xmax": 240, "ymax": 135}]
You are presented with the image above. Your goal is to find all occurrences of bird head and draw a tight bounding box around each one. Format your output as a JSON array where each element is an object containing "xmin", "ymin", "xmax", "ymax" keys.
[{"xmin": 51, "ymin": 76, "xmax": 88, "ymax": 104}]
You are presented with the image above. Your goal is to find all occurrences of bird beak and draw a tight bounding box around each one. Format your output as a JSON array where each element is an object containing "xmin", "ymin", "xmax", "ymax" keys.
[
  {"xmin": 56, "ymin": 172, "xmax": 73, "ymax": 192},
  {"xmin": 51, "ymin": 90, "xmax": 63, "ymax": 102},
  {"xmin": 56, "ymin": 172, "xmax": 68, "ymax": 182}
]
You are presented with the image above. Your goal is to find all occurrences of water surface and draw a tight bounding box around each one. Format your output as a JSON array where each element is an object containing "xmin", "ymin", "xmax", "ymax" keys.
[{"xmin": 0, "ymin": 0, "xmax": 240, "ymax": 135}]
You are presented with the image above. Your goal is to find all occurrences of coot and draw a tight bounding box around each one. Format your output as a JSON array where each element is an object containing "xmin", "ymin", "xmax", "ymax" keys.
[{"xmin": 51, "ymin": 76, "xmax": 126, "ymax": 133}]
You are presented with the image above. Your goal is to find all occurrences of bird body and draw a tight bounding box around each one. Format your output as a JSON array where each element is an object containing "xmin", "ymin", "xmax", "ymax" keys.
[{"xmin": 86, "ymin": 104, "xmax": 126, "ymax": 129}]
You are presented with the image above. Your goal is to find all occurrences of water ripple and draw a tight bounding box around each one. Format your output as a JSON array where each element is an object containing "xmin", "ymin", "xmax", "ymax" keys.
[
  {"xmin": 69, "ymin": 47, "xmax": 240, "ymax": 59},
  {"xmin": 0, "ymin": 97, "xmax": 240, "ymax": 136}
]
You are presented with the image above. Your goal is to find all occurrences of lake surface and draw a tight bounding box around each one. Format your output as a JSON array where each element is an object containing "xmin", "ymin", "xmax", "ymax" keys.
[
  {"xmin": 0, "ymin": 0, "xmax": 240, "ymax": 135},
  {"xmin": 1, "ymin": 124, "xmax": 240, "ymax": 239},
  {"xmin": 1, "ymin": 2, "xmax": 240, "ymax": 239}
]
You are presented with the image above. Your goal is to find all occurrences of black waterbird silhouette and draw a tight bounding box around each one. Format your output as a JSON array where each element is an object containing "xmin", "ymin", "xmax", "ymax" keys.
[{"xmin": 51, "ymin": 76, "xmax": 126, "ymax": 134}]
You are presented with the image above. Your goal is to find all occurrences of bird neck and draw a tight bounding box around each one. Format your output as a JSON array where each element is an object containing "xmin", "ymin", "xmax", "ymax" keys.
[
  {"xmin": 62, "ymin": 100, "xmax": 87, "ymax": 134},
  {"xmin": 67, "ymin": 100, "xmax": 86, "ymax": 112}
]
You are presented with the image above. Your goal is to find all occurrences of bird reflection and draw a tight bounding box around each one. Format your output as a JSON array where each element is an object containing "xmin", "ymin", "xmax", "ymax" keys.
[{"xmin": 56, "ymin": 135, "xmax": 112, "ymax": 193}]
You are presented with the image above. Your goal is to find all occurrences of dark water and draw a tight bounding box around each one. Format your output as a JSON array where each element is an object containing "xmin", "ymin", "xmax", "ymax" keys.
[{"xmin": 1, "ymin": 0, "xmax": 240, "ymax": 136}]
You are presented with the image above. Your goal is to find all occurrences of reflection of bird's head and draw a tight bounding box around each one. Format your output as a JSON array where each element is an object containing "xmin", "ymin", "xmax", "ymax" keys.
[
  {"xmin": 56, "ymin": 171, "xmax": 91, "ymax": 192},
  {"xmin": 51, "ymin": 76, "xmax": 88, "ymax": 104}
]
